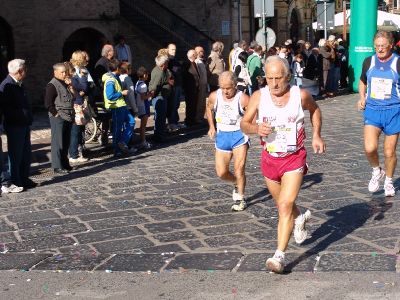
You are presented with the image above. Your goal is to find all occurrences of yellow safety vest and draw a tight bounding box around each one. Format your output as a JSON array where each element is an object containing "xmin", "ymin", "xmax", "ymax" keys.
[{"xmin": 102, "ymin": 73, "xmax": 126, "ymax": 109}]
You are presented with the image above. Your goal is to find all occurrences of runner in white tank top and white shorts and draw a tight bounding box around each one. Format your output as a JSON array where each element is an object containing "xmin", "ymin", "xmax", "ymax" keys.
[{"xmin": 241, "ymin": 56, "xmax": 326, "ymax": 273}]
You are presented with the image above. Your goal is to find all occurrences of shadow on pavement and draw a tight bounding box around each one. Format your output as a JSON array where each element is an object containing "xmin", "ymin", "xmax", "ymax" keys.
[{"xmin": 284, "ymin": 197, "xmax": 393, "ymax": 274}]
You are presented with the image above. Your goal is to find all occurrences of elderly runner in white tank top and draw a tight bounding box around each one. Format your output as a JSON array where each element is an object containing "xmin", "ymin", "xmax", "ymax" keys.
[
  {"xmin": 206, "ymin": 71, "xmax": 250, "ymax": 211},
  {"xmin": 241, "ymin": 56, "xmax": 326, "ymax": 273}
]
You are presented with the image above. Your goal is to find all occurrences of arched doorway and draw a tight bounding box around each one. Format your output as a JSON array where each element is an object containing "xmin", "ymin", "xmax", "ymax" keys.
[
  {"xmin": 290, "ymin": 9, "xmax": 300, "ymax": 43},
  {"xmin": 0, "ymin": 17, "xmax": 14, "ymax": 81},
  {"xmin": 62, "ymin": 28, "xmax": 106, "ymax": 73}
]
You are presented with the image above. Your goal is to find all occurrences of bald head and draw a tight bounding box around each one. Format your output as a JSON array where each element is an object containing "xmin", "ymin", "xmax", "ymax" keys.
[{"xmin": 187, "ymin": 49, "xmax": 197, "ymax": 62}]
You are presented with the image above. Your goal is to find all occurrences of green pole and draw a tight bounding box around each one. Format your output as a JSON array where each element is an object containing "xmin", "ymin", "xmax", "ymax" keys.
[{"xmin": 348, "ymin": 0, "xmax": 378, "ymax": 92}]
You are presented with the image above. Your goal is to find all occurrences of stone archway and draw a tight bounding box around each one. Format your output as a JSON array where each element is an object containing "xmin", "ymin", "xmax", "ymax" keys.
[
  {"xmin": 289, "ymin": 8, "xmax": 300, "ymax": 42},
  {"xmin": 62, "ymin": 27, "xmax": 106, "ymax": 72},
  {"xmin": 0, "ymin": 17, "xmax": 14, "ymax": 81}
]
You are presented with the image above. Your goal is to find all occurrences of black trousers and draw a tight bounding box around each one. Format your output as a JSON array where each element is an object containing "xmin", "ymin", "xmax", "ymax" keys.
[{"xmin": 50, "ymin": 115, "xmax": 72, "ymax": 170}]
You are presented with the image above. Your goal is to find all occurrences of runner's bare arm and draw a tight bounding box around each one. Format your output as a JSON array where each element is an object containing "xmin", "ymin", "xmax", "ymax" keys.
[
  {"xmin": 358, "ymin": 80, "xmax": 367, "ymax": 110},
  {"xmin": 206, "ymin": 91, "xmax": 217, "ymax": 139},
  {"xmin": 301, "ymin": 89, "xmax": 326, "ymax": 154}
]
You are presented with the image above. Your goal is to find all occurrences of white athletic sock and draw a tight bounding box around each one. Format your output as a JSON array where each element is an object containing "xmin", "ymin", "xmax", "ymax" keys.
[
  {"xmin": 274, "ymin": 249, "xmax": 285, "ymax": 261},
  {"xmin": 385, "ymin": 176, "xmax": 393, "ymax": 184},
  {"xmin": 372, "ymin": 166, "xmax": 381, "ymax": 175}
]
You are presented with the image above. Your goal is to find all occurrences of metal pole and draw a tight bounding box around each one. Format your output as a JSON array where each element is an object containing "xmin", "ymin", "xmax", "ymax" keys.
[
  {"xmin": 238, "ymin": 0, "xmax": 242, "ymax": 40},
  {"xmin": 262, "ymin": 0, "xmax": 267, "ymax": 50},
  {"xmin": 324, "ymin": 0, "xmax": 327, "ymax": 39},
  {"xmin": 343, "ymin": 0, "xmax": 347, "ymax": 41}
]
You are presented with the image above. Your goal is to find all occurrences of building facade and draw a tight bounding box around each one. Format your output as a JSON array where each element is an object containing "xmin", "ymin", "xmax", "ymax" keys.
[{"xmin": 0, "ymin": 0, "xmax": 321, "ymax": 104}]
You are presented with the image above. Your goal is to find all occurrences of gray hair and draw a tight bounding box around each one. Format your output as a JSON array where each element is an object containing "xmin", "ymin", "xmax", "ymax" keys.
[
  {"xmin": 101, "ymin": 44, "xmax": 114, "ymax": 57},
  {"xmin": 265, "ymin": 55, "xmax": 291, "ymax": 78},
  {"xmin": 155, "ymin": 55, "xmax": 168, "ymax": 67},
  {"xmin": 212, "ymin": 41, "xmax": 224, "ymax": 54},
  {"xmin": 374, "ymin": 30, "xmax": 394, "ymax": 45},
  {"xmin": 218, "ymin": 71, "xmax": 238, "ymax": 86},
  {"xmin": 53, "ymin": 63, "xmax": 66, "ymax": 71},
  {"xmin": 8, "ymin": 59, "xmax": 25, "ymax": 74},
  {"xmin": 318, "ymin": 39, "xmax": 326, "ymax": 48}
]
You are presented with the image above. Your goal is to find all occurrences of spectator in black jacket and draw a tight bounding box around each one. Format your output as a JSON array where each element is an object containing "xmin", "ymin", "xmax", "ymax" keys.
[{"xmin": 0, "ymin": 59, "xmax": 35, "ymax": 192}]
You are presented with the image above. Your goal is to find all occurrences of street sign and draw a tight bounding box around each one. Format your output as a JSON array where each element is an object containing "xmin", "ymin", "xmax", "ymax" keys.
[
  {"xmin": 316, "ymin": 1, "xmax": 335, "ymax": 30},
  {"xmin": 254, "ymin": 0, "xmax": 274, "ymax": 18},
  {"xmin": 255, "ymin": 27, "xmax": 276, "ymax": 50}
]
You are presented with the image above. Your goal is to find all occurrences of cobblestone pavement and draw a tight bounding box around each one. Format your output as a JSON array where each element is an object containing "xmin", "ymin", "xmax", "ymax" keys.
[{"xmin": 0, "ymin": 94, "xmax": 399, "ymax": 274}]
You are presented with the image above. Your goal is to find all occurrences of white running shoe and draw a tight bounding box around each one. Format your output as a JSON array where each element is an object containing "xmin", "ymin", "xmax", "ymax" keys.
[
  {"xmin": 293, "ymin": 210, "xmax": 311, "ymax": 244},
  {"xmin": 231, "ymin": 199, "xmax": 247, "ymax": 212},
  {"xmin": 384, "ymin": 181, "xmax": 395, "ymax": 197},
  {"xmin": 69, "ymin": 156, "xmax": 89, "ymax": 164},
  {"xmin": 1, "ymin": 184, "xmax": 24, "ymax": 194},
  {"xmin": 266, "ymin": 256, "xmax": 285, "ymax": 274},
  {"xmin": 368, "ymin": 168, "xmax": 385, "ymax": 193}
]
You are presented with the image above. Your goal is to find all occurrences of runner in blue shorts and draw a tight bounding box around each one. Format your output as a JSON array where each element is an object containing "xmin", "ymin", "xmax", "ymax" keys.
[
  {"xmin": 206, "ymin": 71, "xmax": 250, "ymax": 211},
  {"xmin": 358, "ymin": 31, "xmax": 400, "ymax": 197}
]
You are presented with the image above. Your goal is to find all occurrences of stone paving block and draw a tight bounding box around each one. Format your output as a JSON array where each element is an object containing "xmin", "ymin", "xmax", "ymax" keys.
[
  {"xmin": 108, "ymin": 186, "xmax": 153, "ymax": 195},
  {"xmin": 88, "ymin": 216, "xmax": 149, "ymax": 230},
  {"xmin": 166, "ymin": 252, "xmax": 243, "ymax": 271},
  {"xmin": 17, "ymin": 218, "xmax": 80, "ymax": 230},
  {"xmin": 324, "ymin": 242, "xmax": 384, "ymax": 253},
  {"xmin": 153, "ymin": 181, "xmax": 201, "ymax": 191},
  {"xmin": 248, "ymin": 230, "xmax": 278, "ymax": 241},
  {"xmin": 7, "ymin": 210, "xmax": 60, "ymax": 223},
  {"xmin": 188, "ymin": 214, "xmax": 250, "ymax": 227},
  {"xmin": 184, "ymin": 240, "xmax": 206, "ymax": 250},
  {"xmin": 316, "ymin": 253, "xmax": 396, "ymax": 272},
  {"xmin": 240, "ymin": 241, "xmax": 278, "ymax": 251},
  {"xmin": 142, "ymin": 187, "xmax": 202, "ymax": 198},
  {"xmin": 0, "ymin": 232, "xmax": 17, "ymax": 243},
  {"xmin": 182, "ymin": 191, "xmax": 230, "ymax": 202},
  {"xmin": 78, "ymin": 209, "xmax": 138, "ymax": 221},
  {"xmin": 59, "ymin": 205, "xmax": 107, "ymax": 216},
  {"xmin": 137, "ymin": 207, "xmax": 165, "ymax": 216},
  {"xmin": 144, "ymin": 220, "xmax": 186, "ymax": 234},
  {"xmin": 93, "ymin": 237, "xmax": 154, "ymax": 253},
  {"xmin": 351, "ymin": 227, "xmax": 400, "ymax": 241},
  {"xmin": 311, "ymin": 198, "xmax": 366, "ymax": 211},
  {"xmin": 371, "ymin": 239, "xmax": 399, "ymax": 250},
  {"xmin": 0, "ymin": 253, "xmax": 51, "ymax": 270},
  {"xmin": 153, "ymin": 231, "xmax": 198, "ymax": 243},
  {"xmin": 198, "ymin": 223, "xmax": 267, "ymax": 237},
  {"xmin": 139, "ymin": 244, "xmax": 185, "ymax": 254},
  {"xmin": 34, "ymin": 253, "xmax": 110, "ymax": 271},
  {"xmin": 74, "ymin": 226, "xmax": 145, "ymax": 244},
  {"xmin": 69, "ymin": 192, "xmax": 108, "ymax": 200},
  {"xmin": 69, "ymin": 185, "xmax": 109, "ymax": 193},
  {"xmin": 136, "ymin": 197, "xmax": 186, "ymax": 208},
  {"xmin": 6, "ymin": 236, "xmax": 76, "ymax": 252},
  {"xmin": 97, "ymin": 253, "xmax": 173, "ymax": 272},
  {"xmin": 101, "ymin": 201, "xmax": 141, "ymax": 211},
  {"xmin": 59, "ymin": 245, "xmax": 95, "ymax": 255},
  {"xmin": 151, "ymin": 209, "xmax": 208, "ymax": 221},
  {"xmin": 0, "ymin": 205, "xmax": 38, "ymax": 216},
  {"xmin": 204, "ymin": 234, "xmax": 254, "ymax": 248},
  {"xmin": 246, "ymin": 205, "xmax": 277, "ymax": 218},
  {"xmin": 204, "ymin": 204, "xmax": 235, "ymax": 214},
  {"xmin": 19, "ymin": 223, "xmax": 88, "ymax": 241},
  {"xmin": 0, "ymin": 198, "xmax": 38, "ymax": 208},
  {"xmin": 0, "ymin": 220, "xmax": 14, "ymax": 232}
]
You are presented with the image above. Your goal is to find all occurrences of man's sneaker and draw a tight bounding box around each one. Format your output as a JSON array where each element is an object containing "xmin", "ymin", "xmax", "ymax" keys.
[
  {"xmin": 384, "ymin": 181, "xmax": 395, "ymax": 197},
  {"xmin": 138, "ymin": 141, "xmax": 152, "ymax": 150},
  {"xmin": 1, "ymin": 184, "xmax": 24, "ymax": 194},
  {"xmin": 168, "ymin": 124, "xmax": 179, "ymax": 132},
  {"xmin": 231, "ymin": 199, "xmax": 247, "ymax": 211},
  {"xmin": 266, "ymin": 256, "xmax": 284, "ymax": 274},
  {"xmin": 69, "ymin": 156, "xmax": 89, "ymax": 164},
  {"xmin": 232, "ymin": 185, "xmax": 242, "ymax": 201},
  {"xmin": 293, "ymin": 210, "xmax": 311, "ymax": 244},
  {"xmin": 368, "ymin": 168, "xmax": 385, "ymax": 193},
  {"xmin": 177, "ymin": 123, "xmax": 187, "ymax": 129},
  {"xmin": 117, "ymin": 142, "xmax": 130, "ymax": 154}
]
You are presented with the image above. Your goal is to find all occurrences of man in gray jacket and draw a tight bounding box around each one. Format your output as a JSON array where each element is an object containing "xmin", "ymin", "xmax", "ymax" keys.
[{"xmin": 44, "ymin": 63, "xmax": 74, "ymax": 174}]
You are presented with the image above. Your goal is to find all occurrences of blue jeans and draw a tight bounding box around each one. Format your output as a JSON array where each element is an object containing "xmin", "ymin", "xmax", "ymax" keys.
[
  {"xmin": 151, "ymin": 96, "xmax": 167, "ymax": 137},
  {"xmin": 69, "ymin": 123, "xmax": 84, "ymax": 159},
  {"xmin": 125, "ymin": 111, "xmax": 136, "ymax": 145},
  {"xmin": 4, "ymin": 125, "xmax": 32, "ymax": 186},
  {"xmin": 111, "ymin": 106, "xmax": 132, "ymax": 153}
]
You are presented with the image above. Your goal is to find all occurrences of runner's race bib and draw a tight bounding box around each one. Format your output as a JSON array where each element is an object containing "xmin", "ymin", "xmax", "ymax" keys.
[
  {"xmin": 265, "ymin": 123, "xmax": 297, "ymax": 153},
  {"xmin": 370, "ymin": 77, "xmax": 392, "ymax": 100}
]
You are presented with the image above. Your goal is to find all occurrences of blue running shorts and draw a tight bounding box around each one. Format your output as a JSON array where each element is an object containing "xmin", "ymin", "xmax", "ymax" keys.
[
  {"xmin": 364, "ymin": 106, "xmax": 400, "ymax": 135},
  {"xmin": 215, "ymin": 130, "xmax": 249, "ymax": 152}
]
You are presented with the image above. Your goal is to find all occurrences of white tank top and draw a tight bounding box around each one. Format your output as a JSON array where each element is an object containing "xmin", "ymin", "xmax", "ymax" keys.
[
  {"xmin": 258, "ymin": 85, "xmax": 305, "ymax": 157},
  {"xmin": 214, "ymin": 89, "xmax": 244, "ymax": 132}
]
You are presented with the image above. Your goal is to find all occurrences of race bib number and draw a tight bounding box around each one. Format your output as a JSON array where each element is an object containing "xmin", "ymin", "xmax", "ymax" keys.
[
  {"xmin": 265, "ymin": 123, "xmax": 297, "ymax": 153},
  {"xmin": 370, "ymin": 77, "xmax": 392, "ymax": 100}
]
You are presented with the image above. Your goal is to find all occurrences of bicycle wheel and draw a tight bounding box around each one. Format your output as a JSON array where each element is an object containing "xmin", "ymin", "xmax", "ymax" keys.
[{"xmin": 84, "ymin": 117, "xmax": 97, "ymax": 143}]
